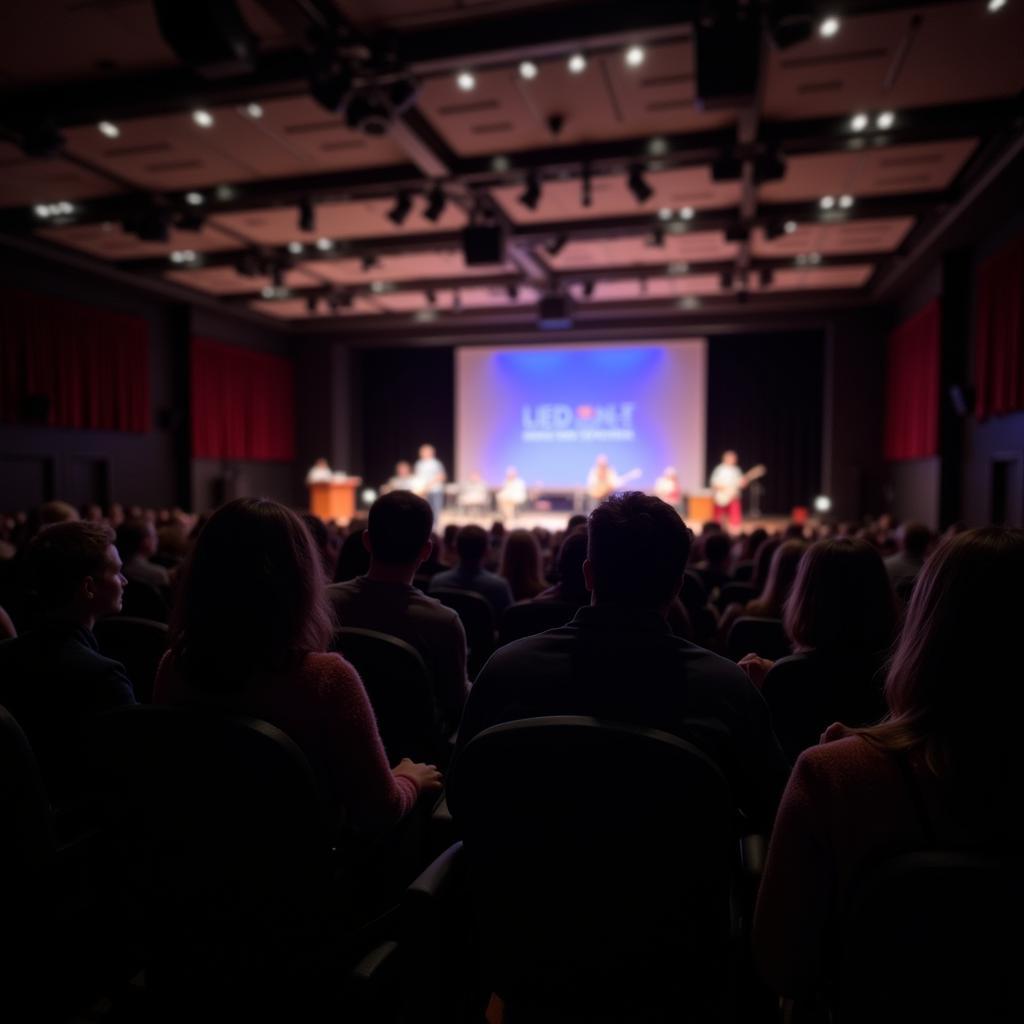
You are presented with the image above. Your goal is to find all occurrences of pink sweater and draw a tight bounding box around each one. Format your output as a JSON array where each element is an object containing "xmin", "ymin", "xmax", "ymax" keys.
[{"xmin": 154, "ymin": 651, "xmax": 419, "ymax": 831}]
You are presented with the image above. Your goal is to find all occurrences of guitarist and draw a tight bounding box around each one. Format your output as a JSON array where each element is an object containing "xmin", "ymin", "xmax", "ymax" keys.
[
  {"xmin": 586, "ymin": 454, "xmax": 642, "ymax": 512},
  {"xmin": 710, "ymin": 450, "xmax": 756, "ymax": 528}
]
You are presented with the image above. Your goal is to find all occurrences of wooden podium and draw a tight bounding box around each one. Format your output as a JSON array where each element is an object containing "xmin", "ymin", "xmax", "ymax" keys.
[
  {"xmin": 686, "ymin": 491, "xmax": 715, "ymax": 523},
  {"xmin": 309, "ymin": 479, "xmax": 361, "ymax": 525}
]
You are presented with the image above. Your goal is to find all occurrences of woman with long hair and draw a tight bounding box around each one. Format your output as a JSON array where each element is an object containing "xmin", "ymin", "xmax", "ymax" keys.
[
  {"xmin": 754, "ymin": 528, "xmax": 1024, "ymax": 1001},
  {"xmin": 156, "ymin": 498, "xmax": 441, "ymax": 833},
  {"xmin": 718, "ymin": 538, "xmax": 806, "ymax": 643},
  {"xmin": 499, "ymin": 528, "xmax": 547, "ymax": 602}
]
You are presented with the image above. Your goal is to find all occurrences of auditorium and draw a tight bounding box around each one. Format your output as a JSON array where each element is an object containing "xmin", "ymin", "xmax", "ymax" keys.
[{"xmin": 0, "ymin": 1, "xmax": 1022, "ymax": 1021}]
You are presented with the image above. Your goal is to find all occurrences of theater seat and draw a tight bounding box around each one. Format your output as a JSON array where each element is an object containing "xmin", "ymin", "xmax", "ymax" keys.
[
  {"xmin": 716, "ymin": 582, "xmax": 758, "ymax": 611},
  {"xmin": 497, "ymin": 600, "xmax": 575, "ymax": 647},
  {"xmin": 94, "ymin": 616, "xmax": 168, "ymax": 704},
  {"xmin": 118, "ymin": 580, "xmax": 168, "ymax": 623},
  {"xmin": 435, "ymin": 716, "xmax": 742, "ymax": 1022},
  {"xmin": 430, "ymin": 587, "xmax": 496, "ymax": 678},
  {"xmin": 726, "ymin": 616, "xmax": 791, "ymax": 662}
]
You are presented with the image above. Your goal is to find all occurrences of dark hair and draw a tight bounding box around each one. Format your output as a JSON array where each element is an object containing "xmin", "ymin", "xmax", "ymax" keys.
[
  {"xmin": 704, "ymin": 532, "xmax": 731, "ymax": 565},
  {"xmin": 901, "ymin": 522, "xmax": 933, "ymax": 559},
  {"xmin": 333, "ymin": 528, "xmax": 371, "ymax": 583},
  {"xmin": 567, "ymin": 514, "xmax": 587, "ymax": 533},
  {"xmin": 587, "ymin": 493, "xmax": 691, "ymax": 607},
  {"xmin": 115, "ymin": 519, "xmax": 151, "ymax": 561},
  {"xmin": 28, "ymin": 521, "xmax": 115, "ymax": 609},
  {"xmin": 747, "ymin": 539, "xmax": 806, "ymax": 618},
  {"xmin": 443, "ymin": 524, "xmax": 459, "ymax": 547},
  {"xmin": 850, "ymin": 528, "xmax": 1024, "ymax": 780},
  {"xmin": 457, "ymin": 525, "xmax": 488, "ymax": 564},
  {"xmin": 784, "ymin": 538, "xmax": 898, "ymax": 656},
  {"xmin": 740, "ymin": 527, "xmax": 768, "ymax": 562},
  {"xmin": 499, "ymin": 529, "xmax": 546, "ymax": 601},
  {"xmin": 366, "ymin": 491, "xmax": 433, "ymax": 564},
  {"xmin": 753, "ymin": 536, "xmax": 783, "ymax": 591},
  {"xmin": 170, "ymin": 498, "xmax": 333, "ymax": 692},
  {"xmin": 555, "ymin": 527, "xmax": 589, "ymax": 606}
]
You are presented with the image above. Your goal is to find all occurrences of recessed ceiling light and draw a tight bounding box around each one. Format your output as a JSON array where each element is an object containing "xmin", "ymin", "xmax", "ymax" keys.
[
  {"xmin": 849, "ymin": 112, "xmax": 869, "ymax": 132},
  {"xmin": 456, "ymin": 71, "xmax": 476, "ymax": 92},
  {"xmin": 625, "ymin": 45, "xmax": 645, "ymax": 67},
  {"xmin": 838, "ymin": 194, "xmax": 855, "ymax": 209},
  {"xmin": 169, "ymin": 250, "xmax": 196, "ymax": 264},
  {"xmin": 192, "ymin": 109, "xmax": 214, "ymax": 128},
  {"xmin": 185, "ymin": 191, "xmax": 204, "ymax": 206},
  {"xmin": 819, "ymin": 195, "xmax": 836, "ymax": 210},
  {"xmin": 658, "ymin": 207, "xmax": 673, "ymax": 221},
  {"xmin": 316, "ymin": 237, "xmax": 334, "ymax": 251},
  {"xmin": 819, "ymin": 15, "xmax": 840, "ymax": 37},
  {"xmin": 987, "ymin": 0, "xmax": 1007, "ymax": 11},
  {"xmin": 647, "ymin": 136, "xmax": 669, "ymax": 157},
  {"xmin": 809, "ymin": 252, "xmax": 822, "ymax": 265},
  {"xmin": 287, "ymin": 241, "xmax": 304, "ymax": 255},
  {"xmin": 679, "ymin": 206, "xmax": 695, "ymax": 220},
  {"xmin": 784, "ymin": 220, "xmax": 798, "ymax": 234},
  {"xmin": 261, "ymin": 285, "xmax": 277, "ymax": 299},
  {"xmin": 98, "ymin": 120, "xmax": 120, "ymax": 139},
  {"xmin": 678, "ymin": 296, "xmax": 700, "ymax": 310},
  {"xmin": 876, "ymin": 110, "xmax": 896, "ymax": 130},
  {"xmin": 245, "ymin": 103, "xmax": 263, "ymax": 119},
  {"xmin": 33, "ymin": 204, "xmax": 50, "ymax": 218},
  {"xmin": 567, "ymin": 53, "xmax": 587, "ymax": 74},
  {"xmin": 518, "ymin": 60, "xmax": 538, "ymax": 80}
]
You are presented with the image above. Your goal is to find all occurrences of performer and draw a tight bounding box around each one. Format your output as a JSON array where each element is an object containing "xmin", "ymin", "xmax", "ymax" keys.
[
  {"xmin": 457, "ymin": 471, "xmax": 491, "ymax": 517},
  {"xmin": 710, "ymin": 451, "xmax": 766, "ymax": 527},
  {"xmin": 381, "ymin": 460, "xmax": 416, "ymax": 494},
  {"xmin": 305, "ymin": 457, "xmax": 333, "ymax": 485},
  {"xmin": 496, "ymin": 466, "xmax": 528, "ymax": 521},
  {"xmin": 586, "ymin": 454, "xmax": 642, "ymax": 511},
  {"xmin": 413, "ymin": 443, "xmax": 447, "ymax": 518},
  {"xmin": 653, "ymin": 466, "xmax": 682, "ymax": 509}
]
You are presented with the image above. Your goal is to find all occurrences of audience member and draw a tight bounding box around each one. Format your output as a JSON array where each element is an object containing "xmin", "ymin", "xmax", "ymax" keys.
[
  {"xmin": 719, "ymin": 539, "xmax": 807, "ymax": 643},
  {"xmin": 696, "ymin": 531, "xmax": 732, "ymax": 594},
  {"xmin": 156, "ymin": 498, "xmax": 441, "ymax": 834},
  {"xmin": 884, "ymin": 521, "xmax": 933, "ymax": 595},
  {"xmin": 429, "ymin": 524, "xmax": 513, "ymax": 618},
  {"xmin": 333, "ymin": 527, "xmax": 371, "ymax": 583},
  {"xmin": 535, "ymin": 526, "xmax": 589, "ymax": 607},
  {"xmin": 328, "ymin": 491, "xmax": 469, "ymax": 736},
  {"xmin": 754, "ymin": 528, "xmax": 1024, "ymax": 1003},
  {"xmin": 301, "ymin": 512, "xmax": 339, "ymax": 580},
  {"xmin": 0, "ymin": 521, "xmax": 135, "ymax": 803},
  {"xmin": 455, "ymin": 493, "xmax": 789, "ymax": 832},
  {"xmin": 116, "ymin": 518, "xmax": 171, "ymax": 589},
  {"xmin": 499, "ymin": 528, "xmax": 547, "ymax": 602}
]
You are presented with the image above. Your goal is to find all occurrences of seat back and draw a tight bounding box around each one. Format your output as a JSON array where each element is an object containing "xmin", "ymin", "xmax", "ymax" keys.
[
  {"xmin": 331, "ymin": 626, "xmax": 441, "ymax": 764},
  {"xmin": 836, "ymin": 850, "xmax": 1024, "ymax": 1023},
  {"xmin": 726, "ymin": 616, "xmax": 790, "ymax": 661},
  {"xmin": 93, "ymin": 616, "xmax": 168, "ymax": 703},
  {"xmin": 447, "ymin": 716, "xmax": 737, "ymax": 1016},
  {"xmin": 119, "ymin": 579, "xmax": 168, "ymax": 623},
  {"xmin": 431, "ymin": 587, "xmax": 495, "ymax": 677},
  {"xmin": 497, "ymin": 600, "xmax": 575, "ymax": 647},
  {"xmin": 716, "ymin": 581, "xmax": 758, "ymax": 611}
]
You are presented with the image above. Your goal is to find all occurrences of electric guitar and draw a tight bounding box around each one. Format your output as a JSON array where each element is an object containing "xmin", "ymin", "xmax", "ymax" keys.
[
  {"xmin": 587, "ymin": 467, "xmax": 642, "ymax": 501},
  {"xmin": 712, "ymin": 464, "xmax": 766, "ymax": 507}
]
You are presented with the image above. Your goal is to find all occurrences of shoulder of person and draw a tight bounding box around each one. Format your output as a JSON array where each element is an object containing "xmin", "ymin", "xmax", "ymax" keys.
[{"xmin": 303, "ymin": 651, "xmax": 362, "ymax": 695}]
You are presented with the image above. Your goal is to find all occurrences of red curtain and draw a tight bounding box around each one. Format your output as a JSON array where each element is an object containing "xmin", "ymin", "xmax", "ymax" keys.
[
  {"xmin": 0, "ymin": 286, "xmax": 150, "ymax": 432},
  {"xmin": 190, "ymin": 337, "xmax": 295, "ymax": 461},
  {"xmin": 975, "ymin": 233, "xmax": 1024, "ymax": 421},
  {"xmin": 884, "ymin": 299, "xmax": 940, "ymax": 462}
]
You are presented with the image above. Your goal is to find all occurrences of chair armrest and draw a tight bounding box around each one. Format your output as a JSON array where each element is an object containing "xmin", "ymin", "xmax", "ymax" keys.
[
  {"xmin": 740, "ymin": 833, "xmax": 767, "ymax": 879},
  {"xmin": 408, "ymin": 841, "xmax": 464, "ymax": 903}
]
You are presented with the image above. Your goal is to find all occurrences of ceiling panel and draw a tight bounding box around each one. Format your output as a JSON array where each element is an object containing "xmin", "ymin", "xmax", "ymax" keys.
[
  {"xmin": 250, "ymin": 295, "xmax": 381, "ymax": 319},
  {"xmin": 492, "ymin": 165, "xmax": 742, "ymax": 224},
  {"xmin": 302, "ymin": 248, "xmax": 512, "ymax": 284},
  {"xmin": 0, "ymin": 143, "xmax": 121, "ymax": 208},
  {"xmin": 757, "ymin": 264, "xmax": 875, "ymax": 291},
  {"xmin": 750, "ymin": 217, "xmax": 914, "ymax": 257},
  {"xmin": 760, "ymin": 139, "xmax": 977, "ymax": 202},
  {"xmin": 163, "ymin": 264, "xmax": 320, "ymax": 296},
  {"xmin": 35, "ymin": 220, "xmax": 239, "ymax": 260},
  {"xmin": 543, "ymin": 231, "xmax": 738, "ymax": 270}
]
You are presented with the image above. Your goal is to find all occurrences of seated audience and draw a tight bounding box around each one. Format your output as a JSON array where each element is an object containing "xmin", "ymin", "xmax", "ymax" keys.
[
  {"xmin": 884, "ymin": 521, "xmax": 933, "ymax": 596},
  {"xmin": 748, "ymin": 538, "xmax": 899, "ymax": 759},
  {"xmin": 0, "ymin": 521, "xmax": 136, "ymax": 803},
  {"xmin": 535, "ymin": 526, "xmax": 589, "ymax": 607},
  {"xmin": 719, "ymin": 539, "xmax": 807, "ymax": 643},
  {"xmin": 328, "ymin": 491, "xmax": 469, "ymax": 736},
  {"xmin": 155, "ymin": 498, "xmax": 441, "ymax": 833},
  {"xmin": 116, "ymin": 518, "xmax": 171, "ymax": 589},
  {"xmin": 430, "ymin": 524, "xmax": 513, "ymax": 618},
  {"xmin": 301, "ymin": 512, "xmax": 339, "ymax": 580},
  {"xmin": 695, "ymin": 531, "xmax": 732, "ymax": 594},
  {"xmin": 499, "ymin": 528, "xmax": 547, "ymax": 602},
  {"xmin": 455, "ymin": 493, "xmax": 789, "ymax": 832},
  {"xmin": 333, "ymin": 526, "xmax": 371, "ymax": 583},
  {"xmin": 754, "ymin": 527, "xmax": 1024, "ymax": 1003}
]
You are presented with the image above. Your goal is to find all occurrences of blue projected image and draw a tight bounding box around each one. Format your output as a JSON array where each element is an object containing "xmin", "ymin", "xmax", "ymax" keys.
[{"xmin": 458, "ymin": 342, "xmax": 705, "ymax": 490}]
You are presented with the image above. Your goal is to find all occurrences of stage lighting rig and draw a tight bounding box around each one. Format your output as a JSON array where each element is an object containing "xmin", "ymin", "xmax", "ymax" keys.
[
  {"xmin": 424, "ymin": 185, "xmax": 446, "ymax": 222},
  {"xmin": 387, "ymin": 191, "xmax": 413, "ymax": 226},
  {"xmin": 519, "ymin": 171, "xmax": 542, "ymax": 211},
  {"xmin": 298, "ymin": 195, "xmax": 315, "ymax": 233},
  {"xmin": 627, "ymin": 164, "xmax": 653, "ymax": 204}
]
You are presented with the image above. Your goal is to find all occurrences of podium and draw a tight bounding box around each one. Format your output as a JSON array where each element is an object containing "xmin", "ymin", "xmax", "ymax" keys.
[
  {"xmin": 686, "ymin": 492, "xmax": 714, "ymax": 523},
  {"xmin": 308, "ymin": 480, "xmax": 361, "ymax": 525}
]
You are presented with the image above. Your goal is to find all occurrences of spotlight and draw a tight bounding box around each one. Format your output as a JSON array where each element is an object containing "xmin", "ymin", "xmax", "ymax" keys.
[
  {"xmin": 819, "ymin": 195, "xmax": 836, "ymax": 210},
  {"xmin": 98, "ymin": 120, "xmax": 120, "ymax": 138},
  {"xmin": 387, "ymin": 192, "xmax": 411, "ymax": 226},
  {"xmin": 850, "ymin": 112, "xmax": 869, "ymax": 132},
  {"xmin": 245, "ymin": 102, "xmax": 263, "ymax": 119},
  {"xmin": 288, "ymin": 241, "xmax": 304, "ymax": 255},
  {"xmin": 813, "ymin": 495, "xmax": 832, "ymax": 513},
  {"xmin": 819, "ymin": 15, "xmax": 840, "ymax": 37},
  {"xmin": 679, "ymin": 206, "xmax": 695, "ymax": 220},
  {"xmin": 785, "ymin": 220, "xmax": 798, "ymax": 234},
  {"xmin": 456, "ymin": 71, "xmax": 476, "ymax": 92},
  {"xmin": 192, "ymin": 109, "xmax": 214, "ymax": 128},
  {"xmin": 625, "ymin": 45, "xmax": 645, "ymax": 67},
  {"xmin": 316, "ymin": 237, "xmax": 334, "ymax": 251},
  {"xmin": 361, "ymin": 488, "xmax": 378, "ymax": 505},
  {"xmin": 658, "ymin": 207, "xmax": 673, "ymax": 221},
  {"xmin": 518, "ymin": 171, "xmax": 541, "ymax": 210},
  {"xmin": 567, "ymin": 53, "xmax": 587, "ymax": 74},
  {"xmin": 667, "ymin": 261, "xmax": 688, "ymax": 275},
  {"xmin": 988, "ymin": 0, "xmax": 1007, "ymax": 11},
  {"xmin": 298, "ymin": 195, "xmax": 315, "ymax": 232},
  {"xmin": 424, "ymin": 185, "xmax": 446, "ymax": 222},
  {"xmin": 627, "ymin": 164, "xmax": 653, "ymax": 204},
  {"xmin": 809, "ymin": 252, "xmax": 822, "ymax": 265},
  {"xmin": 838, "ymin": 194, "xmax": 854, "ymax": 209},
  {"xmin": 185, "ymin": 191, "xmax": 204, "ymax": 206},
  {"xmin": 33, "ymin": 204, "xmax": 50, "ymax": 218},
  {"xmin": 345, "ymin": 91, "xmax": 391, "ymax": 136},
  {"xmin": 168, "ymin": 250, "xmax": 197, "ymax": 264},
  {"xmin": 519, "ymin": 60, "xmax": 538, "ymax": 80},
  {"xmin": 876, "ymin": 110, "xmax": 895, "ymax": 130},
  {"xmin": 546, "ymin": 235, "xmax": 567, "ymax": 257}
]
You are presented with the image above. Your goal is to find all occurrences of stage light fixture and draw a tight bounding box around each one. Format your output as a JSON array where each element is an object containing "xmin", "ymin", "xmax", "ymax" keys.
[
  {"xmin": 988, "ymin": 0, "xmax": 1007, "ymax": 11},
  {"xmin": 819, "ymin": 15, "xmax": 841, "ymax": 37},
  {"xmin": 647, "ymin": 226, "xmax": 666, "ymax": 248},
  {"xmin": 519, "ymin": 60, "xmax": 538, "ymax": 80},
  {"xmin": 627, "ymin": 164, "xmax": 653, "ymax": 204},
  {"xmin": 678, "ymin": 295, "xmax": 700, "ymax": 310},
  {"xmin": 387, "ymin": 191, "xmax": 412, "ymax": 226},
  {"xmin": 759, "ymin": 267, "xmax": 774, "ymax": 288},
  {"xmin": 813, "ymin": 495, "xmax": 832, "ymax": 513},
  {"xmin": 425, "ymin": 288, "xmax": 437, "ymax": 305},
  {"xmin": 625, "ymin": 45, "xmax": 645, "ymax": 67},
  {"xmin": 33, "ymin": 204, "xmax": 50, "ymax": 218},
  {"xmin": 876, "ymin": 110, "xmax": 895, "ymax": 130},
  {"xmin": 850, "ymin": 112, "xmax": 869, "ymax": 132},
  {"xmin": 518, "ymin": 171, "xmax": 542, "ymax": 210},
  {"xmin": 819, "ymin": 195, "xmax": 836, "ymax": 210},
  {"xmin": 785, "ymin": 220, "xmax": 798, "ymax": 234},
  {"xmin": 361, "ymin": 253, "xmax": 379, "ymax": 271},
  {"xmin": 185, "ymin": 191, "xmax": 204, "ymax": 206},
  {"xmin": 658, "ymin": 207, "xmax": 673, "ymax": 221},
  {"xmin": 192, "ymin": 109, "xmax": 214, "ymax": 128},
  {"xmin": 309, "ymin": 54, "xmax": 353, "ymax": 113},
  {"xmin": 288, "ymin": 241, "xmax": 304, "ymax": 255},
  {"xmin": 168, "ymin": 249, "xmax": 197, "ymax": 264},
  {"xmin": 581, "ymin": 166, "xmax": 592, "ymax": 208},
  {"xmin": 546, "ymin": 235, "xmax": 567, "ymax": 257},
  {"xmin": 424, "ymin": 185, "xmax": 446, "ymax": 222},
  {"xmin": 456, "ymin": 71, "xmax": 476, "ymax": 92},
  {"xmin": 298, "ymin": 195, "xmax": 315, "ymax": 232},
  {"xmin": 809, "ymin": 252, "xmax": 822, "ymax": 264},
  {"xmin": 838, "ymin": 194, "xmax": 854, "ymax": 209},
  {"xmin": 567, "ymin": 53, "xmax": 587, "ymax": 74},
  {"xmin": 582, "ymin": 280, "xmax": 595, "ymax": 298},
  {"xmin": 126, "ymin": 205, "xmax": 171, "ymax": 242},
  {"xmin": 679, "ymin": 206, "xmax": 695, "ymax": 220},
  {"xmin": 361, "ymin": 488, "xmax": 378, "ymax": 505},
  {"xmin": 245, "ymin": 102, "xmax": 263, "ymax": 119},
  {"xmin": 260, "ymin": 285, "xmax": 277, "ymax": 299},
  {"xmin": 316, "ymin": 237, "xmax": 334, "ymax": 252},
  {"xmin": 98, "ymin": 120, "xmax": 120, "ymax": 138}
]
